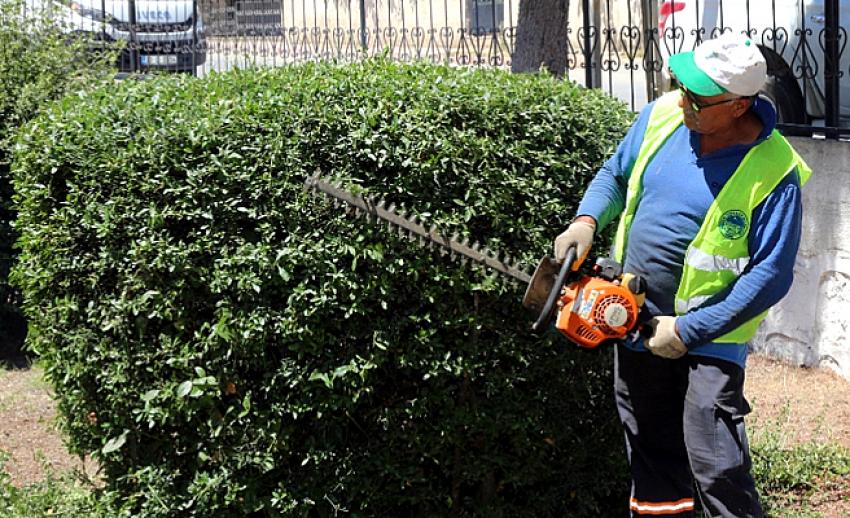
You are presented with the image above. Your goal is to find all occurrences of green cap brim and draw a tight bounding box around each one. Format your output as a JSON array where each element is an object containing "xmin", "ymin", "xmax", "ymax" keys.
[{"xmin": 668, "ymin": 51, "xmax": 727, "ymax": 96}]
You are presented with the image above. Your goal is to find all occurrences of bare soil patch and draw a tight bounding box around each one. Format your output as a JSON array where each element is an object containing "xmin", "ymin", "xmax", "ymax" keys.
[
  {"xmin": 746, "ymin": 354, "xmax": 850, "ymax": 450},
  {"xmin": 0, "ymin": 367, "xmax": 97, "ymax": 487}
]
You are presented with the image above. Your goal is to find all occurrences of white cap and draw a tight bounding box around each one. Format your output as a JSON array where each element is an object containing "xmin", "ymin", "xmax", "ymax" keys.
[{"xmin": 693, "ymin": 33, "xmax": 767, "ymax": 96}]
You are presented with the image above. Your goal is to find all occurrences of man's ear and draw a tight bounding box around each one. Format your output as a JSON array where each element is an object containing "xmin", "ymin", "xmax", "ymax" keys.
[{"xmin": 733, "ymin": 97, "xmax": 753, "ymax": 118}]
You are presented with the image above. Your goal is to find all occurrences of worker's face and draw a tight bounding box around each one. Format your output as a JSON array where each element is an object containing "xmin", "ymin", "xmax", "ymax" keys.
[{"xmin": 677, "ymin": 86, "xmax": 751, "ymax": 134}]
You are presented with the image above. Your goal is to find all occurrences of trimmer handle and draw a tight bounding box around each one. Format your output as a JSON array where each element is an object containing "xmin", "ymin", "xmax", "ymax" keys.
[
  {"xmin": 638, "ymin": 319, "xmax": 656, "ymax": 339},
  {"xmin": 532, "ymin": 246, "xmax": 576, "ymax": 333}
]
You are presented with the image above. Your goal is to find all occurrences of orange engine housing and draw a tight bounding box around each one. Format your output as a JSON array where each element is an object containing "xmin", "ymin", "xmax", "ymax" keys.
[{"xmin": 554, "ymin": 276, "xmax": 640, "ymax": 349}]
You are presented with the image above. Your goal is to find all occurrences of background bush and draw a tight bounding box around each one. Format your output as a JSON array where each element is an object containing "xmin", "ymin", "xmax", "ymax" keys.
[
  {"xmin": 0, "ymin": 0, "xmax": 116, "ymax": 363},
  {"xmin": 13, "ymin": 61, "xmax": 634, "ymax": 516}
]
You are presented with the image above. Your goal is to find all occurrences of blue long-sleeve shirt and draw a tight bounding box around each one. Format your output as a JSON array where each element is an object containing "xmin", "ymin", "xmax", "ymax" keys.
[{"xmin": 576, "ymin": 96, "xmax": 803, "ymax": 367}]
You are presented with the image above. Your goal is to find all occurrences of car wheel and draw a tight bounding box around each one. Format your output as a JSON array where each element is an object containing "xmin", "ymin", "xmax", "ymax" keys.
[
  {"xmin": 758, "ymin": 47, "xmax": 807, "ymax": 124},
  {"xmin": 762, "ymin": 72, "xmax": 807, "ymax": 124}
]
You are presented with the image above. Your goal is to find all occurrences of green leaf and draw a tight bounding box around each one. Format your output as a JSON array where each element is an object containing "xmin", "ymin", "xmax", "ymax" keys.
[
  {"xmin": 102, "ymin": 430, "xmax": 128, "ymax": 454},
  {"xmin": 213, "ymin": 313, "xmax": 233, "ymax": 341},
  {"xmin": 309, "ymin": 371, "xmax": 333, "ymax": 389},
  {"xmin": 176, "ymin": 381, "xmax": 193, "ymax": 398},
  {"xmin": 238, "ymin": 395, "xmax": 251, "ymax": 418}
]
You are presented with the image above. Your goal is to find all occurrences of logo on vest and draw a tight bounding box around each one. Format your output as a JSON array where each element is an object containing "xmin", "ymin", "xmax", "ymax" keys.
[{"xmin": 718, "ymin": 210, "xmax": 748, "ymax": 240}]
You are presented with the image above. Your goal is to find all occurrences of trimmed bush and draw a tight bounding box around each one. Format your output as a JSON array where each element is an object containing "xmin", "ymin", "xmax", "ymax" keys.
[
  {"xmin": 13, "ymin": 61, "xmax": 634, "ymax": 516},
  {"xmin": 0, "ymin": 0, "xmax": 116, "ymax": 363}
]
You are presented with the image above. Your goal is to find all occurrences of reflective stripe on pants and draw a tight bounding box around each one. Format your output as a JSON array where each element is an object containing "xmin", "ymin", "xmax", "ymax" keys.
[{"xmin": 630, "ymin": 497, "xmax": 695, "ymax": 515}]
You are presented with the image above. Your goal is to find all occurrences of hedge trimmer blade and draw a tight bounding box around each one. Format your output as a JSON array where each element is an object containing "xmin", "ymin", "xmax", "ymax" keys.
[{"xmin": 305, "ymin": 174, "xmax": 531, "ymax": 284}]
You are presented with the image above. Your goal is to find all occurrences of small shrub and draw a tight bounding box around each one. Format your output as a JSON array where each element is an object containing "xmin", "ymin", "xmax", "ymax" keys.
[
  {"xmin": 13, "ymin": 61, "xmax": 634, "ymax": 516},
  {"xmin": 751, "ymin": 412, "xmax": 850, "ymax": 516},
  {"xmin": 0, "ymin": 451, "xmax": 112, "ymax": 517}
]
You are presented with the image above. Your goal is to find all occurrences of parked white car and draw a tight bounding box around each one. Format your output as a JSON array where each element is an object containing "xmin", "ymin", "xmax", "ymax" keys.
[
  {"xmin": 657, "ymin": 0, "xmax": 849, "ymax": 124},
  {"xmin": 33, "ymin": 0, "xmax": 206, "ymax": 73}
]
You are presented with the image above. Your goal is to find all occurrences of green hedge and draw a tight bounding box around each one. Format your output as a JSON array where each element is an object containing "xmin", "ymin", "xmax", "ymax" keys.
[
  {"xmin": 0, "ymin": 0, "xmax": 116, "ymax": 362},
  {"xmin": 13, "ymin": 61, "xmax": 634, "ymax": 516}
]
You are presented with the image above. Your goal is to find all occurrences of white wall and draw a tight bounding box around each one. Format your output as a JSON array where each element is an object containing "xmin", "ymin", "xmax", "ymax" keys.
[{"xmin": 752, "ymin": 137, "xmax": 850, "ymax": 380}]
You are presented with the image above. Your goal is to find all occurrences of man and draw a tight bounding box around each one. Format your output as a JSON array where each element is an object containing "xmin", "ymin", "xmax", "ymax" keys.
[{"xmin": 553, "ymin": 33, "xmax": 811, "ymax": 517}]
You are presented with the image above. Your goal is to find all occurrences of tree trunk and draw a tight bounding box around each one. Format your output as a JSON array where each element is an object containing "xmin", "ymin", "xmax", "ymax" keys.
[{"xmin": 511, "ymin": 0, "xmax": 570, "ymax": 76}]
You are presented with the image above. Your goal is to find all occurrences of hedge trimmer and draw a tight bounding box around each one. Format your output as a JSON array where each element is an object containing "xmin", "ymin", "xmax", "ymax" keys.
[{"xmin": 305, "ymin": 174, "xmax": 648, "ymax": 349}]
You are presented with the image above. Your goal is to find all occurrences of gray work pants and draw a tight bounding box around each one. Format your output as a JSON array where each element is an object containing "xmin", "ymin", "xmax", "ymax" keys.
[{"xmin": 614, "ymin": 344, "xmax": 763, "ymax": 517}]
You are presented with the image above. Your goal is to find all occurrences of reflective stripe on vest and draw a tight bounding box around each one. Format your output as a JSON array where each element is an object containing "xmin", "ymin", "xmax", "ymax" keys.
[
  {"xmin": 613, "ymin": 91, "xmax": 812, "ymax": 344},
  {"xmin": 685, "ymin": 246, "xmax": 750, "ymax": 276},
  {"xmin": 674, "ymin": 247, "xmax": 750, "ymax": 313}
]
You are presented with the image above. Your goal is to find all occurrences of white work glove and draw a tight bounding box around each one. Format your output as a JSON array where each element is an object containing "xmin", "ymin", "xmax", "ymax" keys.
[
  {"xmin": 553, "ymin": 219, "xmax": 596, "ymax": 271},
  {"xmin": 646, "ymin": 316, "xmax": 688, "ymax": 359}
]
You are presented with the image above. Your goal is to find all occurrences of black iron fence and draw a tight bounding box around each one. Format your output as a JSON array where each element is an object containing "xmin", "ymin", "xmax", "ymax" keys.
[{"xmin": 13, "ymin": 0, "xmax": 849, "ymax": 138}]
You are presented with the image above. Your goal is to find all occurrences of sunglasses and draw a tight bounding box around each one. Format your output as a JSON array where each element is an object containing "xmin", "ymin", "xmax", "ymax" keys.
[{"xmin": 673, "ymin": 79, "xmax": 747, "ymax": 113}]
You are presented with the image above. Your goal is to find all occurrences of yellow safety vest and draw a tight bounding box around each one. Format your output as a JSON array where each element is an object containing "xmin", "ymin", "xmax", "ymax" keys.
[{"xmin": 612, "ymin": 92, "xmax": 812, "ymax": 343}]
